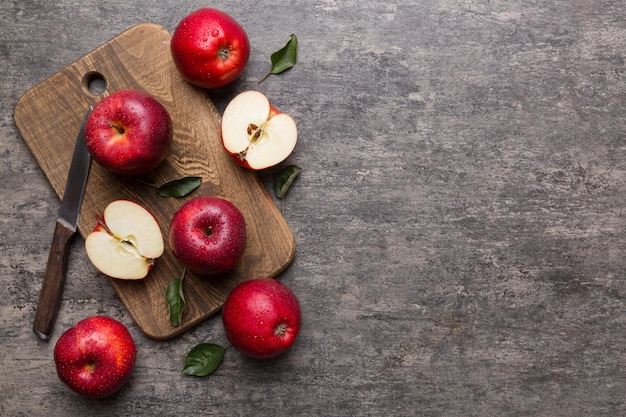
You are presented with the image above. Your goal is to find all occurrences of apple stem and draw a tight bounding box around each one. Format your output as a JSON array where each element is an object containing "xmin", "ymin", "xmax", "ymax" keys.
[
  {"xmin": 108, "ymin": 121, "xmax": 125, "ymax": 135},
  {"xmin": 96, "ymin": 214, "xmax": 114, "ymax": 235}
]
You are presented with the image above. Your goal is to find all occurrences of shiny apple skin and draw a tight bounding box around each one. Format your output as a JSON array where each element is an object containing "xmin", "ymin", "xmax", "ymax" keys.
[
  {"xmin": 84, "ymin": 89, "xmax": 173, "ymax": 176},
  {"xmin": 171, "ymin": 8, "xmax": 250, "ymax": 89},
  {"xmin": 168, "ymin": 196, "xmax": 247, "ymax": 275},
  {"xmin": 53, "ymin": 316, "xmax": 137, "ymax": 398},
  {"xmin": 222, "ymin": 278, "xmax": 301, "ymax": 359}
]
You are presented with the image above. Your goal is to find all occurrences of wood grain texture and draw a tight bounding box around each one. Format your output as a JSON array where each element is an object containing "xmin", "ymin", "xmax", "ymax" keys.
[{"xmin": 13, "ymin": 23, "xmax": 296, "ymax": 340}]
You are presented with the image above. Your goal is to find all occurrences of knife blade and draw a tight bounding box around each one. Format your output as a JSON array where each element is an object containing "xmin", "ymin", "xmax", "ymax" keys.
[{"xmin": 33, "ymin": 107, "xmax": 92, "ymax": 341}]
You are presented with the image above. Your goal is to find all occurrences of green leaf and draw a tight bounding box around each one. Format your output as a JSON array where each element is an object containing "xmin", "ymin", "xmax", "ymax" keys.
[
  {"xmin": 157, "ymin": 176, "xmax": 202, "ymax": 197},
  {"xmin": 259, "ymin": 34, "xmax": 298, "ymax": 84},
  {"xmin": 274, "ymin": 165, "xmax": 302, "ymax": 199},
  {"xmin": 183, "ymin": 343, "xmax": 225, "ymax": 376},
  {"xmin": 166, "ymin": 271, "xmax": 186, "ymax": 327}
]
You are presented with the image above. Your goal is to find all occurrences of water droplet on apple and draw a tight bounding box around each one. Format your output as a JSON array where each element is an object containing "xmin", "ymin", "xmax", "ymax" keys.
[{"xmin": 211, "ymin": 29, "xmax": 219, "ymax": 37}]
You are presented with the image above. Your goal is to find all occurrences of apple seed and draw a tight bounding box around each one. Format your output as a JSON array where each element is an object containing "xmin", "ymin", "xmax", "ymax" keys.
[
  {"xmin": 237, "ymin": 123, "xmax": 267, "ymax": 160},
  {"xmin": 247, "ymin": 123, "xmax": 263, "ymax": 144},
  {"xmin": 247, "ymin": 123, "xmax": 258, "ymax": 135},
  {"xmin": 250, "ymin": 128, "xmax": 262, "ymax": 143}
]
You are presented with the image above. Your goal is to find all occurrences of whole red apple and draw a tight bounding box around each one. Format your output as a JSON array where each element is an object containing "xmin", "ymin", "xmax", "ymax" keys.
[
  {"xmin": 169, "ymin": 196, "xmax": 246, "ymax": 275},
  {"xmin": 222, "ymin": 278, "xmax": 301, "ymax": 359},
  {"xmin": 84, "ymin": 89, "xmax": 173, "ymax": 176},
  {"xmin": 53, "ymin": 316, "xmax": 137, "ymax": 398},
  {"xmin": 170, "ymin": 8, "xmax": 250, "ymax": 89}
]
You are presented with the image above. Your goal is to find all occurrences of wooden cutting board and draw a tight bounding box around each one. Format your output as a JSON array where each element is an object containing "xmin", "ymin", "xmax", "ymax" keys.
[{"xmin": 13, "ymin": 23, "xmax": 296, "ymax": 340}]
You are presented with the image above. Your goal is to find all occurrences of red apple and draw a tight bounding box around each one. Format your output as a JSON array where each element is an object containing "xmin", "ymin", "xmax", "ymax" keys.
[
  {"xmin": 221, "ymin": 90, "xmax": 298, "ymax": 170},
  {"xmin": 171, "ymin": 8, "xmax": 250, "ymax": 89},
  {"xmin": 168, "ymin": 196, "xmax": 246, "ymax": 275},
  {"xmin": 84, "ymin": 89, "xmax": 173, "ymax": 176},
  {"xmin": 222, "ymin": 278, "xmax": 301, "ymax": 359},
  {"xmin": 53, "ymin": 316, "xmax": 137, "ymax": 398}
]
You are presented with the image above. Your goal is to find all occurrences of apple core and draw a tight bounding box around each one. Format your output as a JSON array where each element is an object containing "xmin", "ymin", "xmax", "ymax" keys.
[{"xmin": 221, "ymin": 90, "xmax": 298, "ymax": 170}]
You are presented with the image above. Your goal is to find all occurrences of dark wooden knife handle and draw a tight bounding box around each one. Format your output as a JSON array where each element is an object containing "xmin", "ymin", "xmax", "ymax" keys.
[{"xmin": 33, "ymin": 221, "xmax": 76, "ymax": 340}]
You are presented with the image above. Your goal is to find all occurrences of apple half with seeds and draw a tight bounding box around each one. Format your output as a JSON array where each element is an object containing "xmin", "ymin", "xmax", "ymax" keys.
[
  {"xmin": 85, "ymin": 200, "xmax": 164, "ymax": 280},
  {"xmin": 221, "ymin": 90, "xmax": 298, "ymax": 170}
]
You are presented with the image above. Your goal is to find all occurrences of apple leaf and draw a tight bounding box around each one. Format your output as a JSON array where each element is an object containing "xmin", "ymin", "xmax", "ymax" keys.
[
  {"xmin": 274, "ymin": 165, "xmax": 302, "ymax": 199},
  {"xmin": 166, "ymin": 270, "xmax": 186, "ymax": 327},
  {"xmin": 183, "ymin": 343, "xmax": 225, "ymax": 377},
  {"xmin": 157, "ymin": 176, "xmax": 202, "ymax": 197},
  {"xmin": 274, "ymin": 165, "xmax": 302, "ymax": 214},
  {"xmin": 259, "ymin": 34, "xmax": 297, "ymax": 84}
]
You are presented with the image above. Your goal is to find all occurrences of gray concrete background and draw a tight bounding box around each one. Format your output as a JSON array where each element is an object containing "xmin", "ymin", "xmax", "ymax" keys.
[{"xmin": 2, "ymin": 1, "xmax": 626, "ymax": 416}]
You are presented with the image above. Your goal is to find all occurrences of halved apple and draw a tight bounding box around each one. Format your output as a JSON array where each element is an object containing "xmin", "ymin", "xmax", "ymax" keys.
[
  {"xmin": 85, "ymin": 200, "xmax": 164, "ymax": 280},
  {"xmin": 221, "ymin": 90, "xmax": 298, "ymax": 170}
]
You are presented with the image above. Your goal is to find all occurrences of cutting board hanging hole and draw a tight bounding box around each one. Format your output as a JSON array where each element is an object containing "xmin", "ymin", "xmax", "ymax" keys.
[{"xmin": 82, "ymin": 71, "xmax": 107, "ymax": 96}]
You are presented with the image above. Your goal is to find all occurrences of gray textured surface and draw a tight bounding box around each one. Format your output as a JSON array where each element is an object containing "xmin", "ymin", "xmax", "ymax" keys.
[{"xmin": 2, "ymin": 1, "xmax": 626, "ymax": 416}]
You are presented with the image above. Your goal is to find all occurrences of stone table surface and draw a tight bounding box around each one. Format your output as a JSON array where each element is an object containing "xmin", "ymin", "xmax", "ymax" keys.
[{"xmin": 2, "ymin": 1, "xmax": 626, "ymax": 416}]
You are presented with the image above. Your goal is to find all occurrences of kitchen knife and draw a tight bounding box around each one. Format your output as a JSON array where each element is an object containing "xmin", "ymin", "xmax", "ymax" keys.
[{"xmin": 33, "ymin": 107, "xmax": 92, "ymax": 341}]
